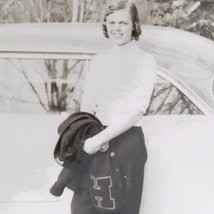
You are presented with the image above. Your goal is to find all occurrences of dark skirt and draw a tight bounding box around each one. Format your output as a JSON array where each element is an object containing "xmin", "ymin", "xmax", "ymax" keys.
[{"xmin": 71, "ymin": 126, "xmax": 147, "ymax": 214}]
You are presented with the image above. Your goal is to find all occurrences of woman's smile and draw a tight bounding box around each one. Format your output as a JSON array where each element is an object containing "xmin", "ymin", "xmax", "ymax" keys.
[{"xmin": 111, "ymin": 32, "xmax": 124, "ymax": 39}]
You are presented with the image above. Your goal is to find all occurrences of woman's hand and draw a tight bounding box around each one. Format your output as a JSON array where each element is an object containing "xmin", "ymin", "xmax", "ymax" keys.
[
  {"xmin": 83, "ymin": 137, "xmax": 101, "ymax": 155},
  {"xmin": 83, "ymin": 137, "xmax": 109, "ymax": 155}
]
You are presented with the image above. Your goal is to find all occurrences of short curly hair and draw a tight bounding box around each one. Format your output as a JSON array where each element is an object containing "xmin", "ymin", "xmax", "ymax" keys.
[{"xmin": 102, "ymin": 0, "xmax": 142, "ymax": 41}]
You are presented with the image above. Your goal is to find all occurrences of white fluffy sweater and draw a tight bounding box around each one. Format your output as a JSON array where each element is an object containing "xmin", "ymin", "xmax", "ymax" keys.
[{"xmin": 81, "ymin": 41, "xmax": 157, "ymax": 126}]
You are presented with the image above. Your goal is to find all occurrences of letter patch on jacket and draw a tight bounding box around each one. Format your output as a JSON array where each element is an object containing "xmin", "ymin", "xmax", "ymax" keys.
[{"xmin": 90, "ymin": 175, "xmax": 115, "ymax": 210}]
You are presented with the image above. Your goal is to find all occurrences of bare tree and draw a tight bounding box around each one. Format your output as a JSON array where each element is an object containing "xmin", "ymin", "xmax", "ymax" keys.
[
  {"xmin": 72, "ymin": 0, "xmax": 79, "ymax": 22},
  {"xmin": 44, "ymin": 59, "xmax": 85, "ymax": 112}
]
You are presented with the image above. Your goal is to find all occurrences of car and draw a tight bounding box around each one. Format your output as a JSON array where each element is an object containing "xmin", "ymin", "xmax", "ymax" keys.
[{"xmin": 0, "ymin": 23, "xmax": 214, "ymax": 214}]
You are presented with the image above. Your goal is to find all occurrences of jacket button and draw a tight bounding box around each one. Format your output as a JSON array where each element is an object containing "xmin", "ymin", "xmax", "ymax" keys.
[{"xmin": 110, "ymin": 152, "xmax": 115, "ymax": 157}]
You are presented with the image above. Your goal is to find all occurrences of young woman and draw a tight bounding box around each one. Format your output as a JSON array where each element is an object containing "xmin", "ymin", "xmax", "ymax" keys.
[{"xmin": 72, "ymin": 1, "xmax": 158, "ymax": 213}]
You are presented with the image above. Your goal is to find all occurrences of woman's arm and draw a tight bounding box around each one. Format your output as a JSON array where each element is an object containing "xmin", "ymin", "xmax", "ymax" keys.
[
  {"xmin": 83, "ymin": 53, "xmax": 157, "ymax": 155},
  {"xmin": 83, "ymin": 110, "xmax": 143, "ymax": 154}
]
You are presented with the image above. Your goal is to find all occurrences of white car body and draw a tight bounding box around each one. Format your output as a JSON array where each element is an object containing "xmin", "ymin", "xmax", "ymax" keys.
[{"xmin": 0, "ymin": 23, "xmax": 214, "ymax": 214}]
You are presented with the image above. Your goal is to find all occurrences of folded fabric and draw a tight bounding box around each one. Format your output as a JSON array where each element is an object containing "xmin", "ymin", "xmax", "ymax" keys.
[
  {"xmin": 54, "ymin": 111, "xmax": 104, "ymax": 165},
  {"xmin": 50, "ymin": 111, "xmax": 104, "ymax": 196}
]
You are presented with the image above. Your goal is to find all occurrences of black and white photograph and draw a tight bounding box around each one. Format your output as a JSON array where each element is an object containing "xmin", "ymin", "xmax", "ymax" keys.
[{"xmin": 0, "ymin": 0, "xmax": 214, "ymax": 213}]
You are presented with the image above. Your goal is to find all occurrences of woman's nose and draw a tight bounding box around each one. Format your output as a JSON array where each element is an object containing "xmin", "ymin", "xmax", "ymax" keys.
[{"xmin": 113, "ymin": 23, "xmax": 121, "ymax": 31}]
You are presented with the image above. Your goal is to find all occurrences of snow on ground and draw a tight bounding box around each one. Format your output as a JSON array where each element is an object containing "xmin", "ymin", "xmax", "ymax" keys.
[
  {"xmin": 140, "ymin": 115, "xmax": 214, "ymax": 214},
  {"xmin": 0, "ymin": 113, "xmax": 214, "ymax": 214}
]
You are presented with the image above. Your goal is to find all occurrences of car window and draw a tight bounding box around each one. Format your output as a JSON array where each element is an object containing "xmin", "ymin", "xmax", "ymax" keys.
[
  {"xmin": 147, "ymin": 76, "xmax": 202, "ymax": 115},
  {"xmin": 0, "ymin": 58, "xmax": 87, "ymax": 114}
]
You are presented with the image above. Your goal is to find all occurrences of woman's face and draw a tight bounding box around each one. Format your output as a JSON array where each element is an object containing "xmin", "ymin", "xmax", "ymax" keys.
[{"xmin": 106, "ymin": 9, "xmax": 133, "ymax": 46}]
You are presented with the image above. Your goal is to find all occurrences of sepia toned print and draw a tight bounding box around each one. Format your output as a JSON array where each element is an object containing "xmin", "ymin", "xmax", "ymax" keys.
[{"xmin": 0, "ymin": 0, "xmax": 214, "ymax": 214}]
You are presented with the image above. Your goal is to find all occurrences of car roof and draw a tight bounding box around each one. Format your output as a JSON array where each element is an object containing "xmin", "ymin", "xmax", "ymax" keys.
[{"xmin": 0, "ymin": 23, "xmax": 214, "ymax": 114}]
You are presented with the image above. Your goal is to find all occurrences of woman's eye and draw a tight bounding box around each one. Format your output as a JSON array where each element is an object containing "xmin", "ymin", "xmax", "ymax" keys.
[
  {"xmin": 120, "ymin": 22, "xmax": 128, "ymax": 25},
  {"xmin": 108, "ymin": 21, "xmax": 115, "ymax": 25}
]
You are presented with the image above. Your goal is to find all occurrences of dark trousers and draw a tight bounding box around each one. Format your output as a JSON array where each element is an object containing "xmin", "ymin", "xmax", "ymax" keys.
[{"xmin": 71, "ymin": 127, "xmax": 147, "ymax": 214}]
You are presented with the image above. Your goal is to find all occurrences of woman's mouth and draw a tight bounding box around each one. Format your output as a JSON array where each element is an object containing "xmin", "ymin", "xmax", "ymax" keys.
[{"xmin": 111, "ymin": 33, "xmax": 123, "ymax": 38}]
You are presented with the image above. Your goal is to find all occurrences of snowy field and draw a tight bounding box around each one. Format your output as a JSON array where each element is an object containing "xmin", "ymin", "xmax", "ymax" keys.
[{"xmin": 0, "ymin": 113, "xmax": 214, "ymax": 214}]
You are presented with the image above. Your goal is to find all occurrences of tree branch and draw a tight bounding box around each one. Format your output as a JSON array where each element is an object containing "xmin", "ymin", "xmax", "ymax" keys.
[{"xmin": 9, "ymin": 59, "xmax": 48, "ymax": 112}]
